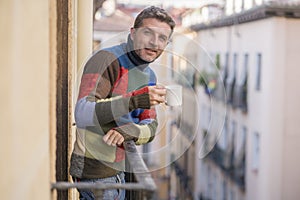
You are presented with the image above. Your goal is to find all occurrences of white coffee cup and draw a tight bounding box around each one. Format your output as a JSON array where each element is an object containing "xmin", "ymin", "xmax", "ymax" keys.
[{"xmin": 165, "ymin": 85, "xmax": 182, "ymax": 106}]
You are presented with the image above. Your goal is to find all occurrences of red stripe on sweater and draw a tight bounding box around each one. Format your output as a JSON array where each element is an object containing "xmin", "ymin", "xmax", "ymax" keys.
[
  {"xmin": 112, "ymin": 66, "xmax": 128, "ymax": 95},
  {"xmin": 123, "ymin": 86, "xmax": 149, "ymax": 98},
  {"xmin": 139, "ymin": 108, "xmax": 157, "ymax": 120},
  {"xmin": 77, "ymin": 74, "xmax": 99, "ymax": 100},
  {"xmin": 115, "ymin": 145, "xmax": 125, "ymax": 162}
]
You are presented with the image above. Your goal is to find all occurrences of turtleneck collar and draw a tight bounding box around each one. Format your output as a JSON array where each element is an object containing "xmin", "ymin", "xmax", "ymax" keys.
[{"xmin": 126, "ymin": 34, "xmax": 153, "ymax": 69}]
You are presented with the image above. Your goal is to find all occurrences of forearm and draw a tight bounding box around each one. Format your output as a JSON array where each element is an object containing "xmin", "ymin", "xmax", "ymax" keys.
[
  {"xmin": 75, "ymin": 87, "xmax": 151, "ymax": 128},
  {"xmin": 113, "ymin": 119, "xmax": 158, "ymax": 145},
  {"xmin": 95, "ymin": 87, "xmax": 151, "ymax": 125}
]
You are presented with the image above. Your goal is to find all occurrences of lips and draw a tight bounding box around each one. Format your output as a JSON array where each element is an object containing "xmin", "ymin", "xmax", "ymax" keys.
[{"xmin": 145, "ymin": 48, "xmax": 158, "ymax": 54}]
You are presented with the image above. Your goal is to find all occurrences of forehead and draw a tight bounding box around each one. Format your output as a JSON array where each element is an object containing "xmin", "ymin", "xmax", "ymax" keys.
[{"xmin": 139, "ymin": 18, "xmax": 172, "ymax": 36}]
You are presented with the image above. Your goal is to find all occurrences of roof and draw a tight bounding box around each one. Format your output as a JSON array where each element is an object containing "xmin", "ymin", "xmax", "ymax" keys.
[{"xmin": 190, "ymin": 2, "xmax": 300, "ymax": 31}]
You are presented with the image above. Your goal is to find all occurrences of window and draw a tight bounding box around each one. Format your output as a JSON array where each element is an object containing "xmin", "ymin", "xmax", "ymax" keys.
[
  {"xmin": 234, "ymin": 0, "xmax": 242, "ymax": 13},
  {"xmin": 229, "ymin": 188, "xmax": 235, "ymax": 200},
  {"xmin": 222, "ymin": 52, "xmax": 229, "ymax": 83},
  {"xmin": 234, "ymin": 126, "xmax": 247, "ymax": 167},
  {"xmin": 240, "ymin": 54, "xmax": 248, "ymax": 85},
  {"xmin": 234, "ymin": 126, "xmax": 247, "ymax": 187},
  {"xmin": 226, "ymin": 0, "xmax": 234, "ymax": 15},
  {"xmin": 255, "ymin": 0, "xmax": 263, "ymax": 6},
  {"xmin": 211, "ymin": 173, "xmax": 217, "ymax": 200},
  {"xmin": 233, "ymin": 53, "xmax": 248, "ymax": 111},
  {"xmin": 200, "ymin": 104, "xmax": 210, "ymax": 131},
  {"xmin": 252, "ymin": 132, "xmax": 260, "ymax": 171},
  {"xmin": 244, "ymin": 0, "xmax": 253, "ymax": 9},
  {"xmin": 214, "ymin": 52, "xmax": 228, "ymax": 103},
  {"xmin": 230, "ymin": 121, "xmax": 237, "ymax": 166},
  {"xmin": 255, "ymin": 53, "xmax": 262, "ymax": 91},
  {"xmin": 207, "ymin": 166, "xmax": 211, "ymax": 199},
  {"xmin": 218, "ymin": 117, "xmax": 228, "ymax": 151},
  {"xmin": 232, "ymin": 53, "xmax": 243, "ymax": 108},
  {"xmin": 226, "ymin": 53, "xmax": 237, "ymax": 104},
  {"xmin": 222, "ymin": 180, "xmax": 227, "ymax": 200},
  {"xmin": 231, "ymin": 120, "xmax": 237, "ymax": 146},
  {"xmin": 215, "ymin": 53, "xmax": 221, "ymax": 70},
  {"xmin": 240, "ymin": 54, "xmax": 248, "ymax": 112},
  {"xmin": 224, "ymin": 120, "xmax": 236, "ymax": 168}
]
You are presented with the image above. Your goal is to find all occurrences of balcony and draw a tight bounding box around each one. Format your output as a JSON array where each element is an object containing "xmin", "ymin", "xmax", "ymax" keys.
[
  {"xmin": 51, "ymin": 140, "xmax": 157, "ymax": 199},
  {"xmin": 172, "ymin": 160, "xmax": 193, "ymax": 199},
  {"xmin": 205, "ymin": 140, "xmax": 245, "ymax": 189}
]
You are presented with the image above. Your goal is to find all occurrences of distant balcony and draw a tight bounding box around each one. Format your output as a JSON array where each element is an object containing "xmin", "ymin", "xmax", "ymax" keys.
[
  {"xmin": 206, "ymin": 143, "xmax": 245, "ymax": 189},
  {"xmin": 172, "ymin": 160, "xmax": 193, "ymax": 198},
  {"xmin": 206, "ymin": 144, "xmax": 226, "ymax": 168},
  {"xmin": 199, "ymin": 74, "xmax": 247, "ymax": 113},
  {"xmin": 51, "ymin": 140, "xmax": 157, "ymax": 199}
]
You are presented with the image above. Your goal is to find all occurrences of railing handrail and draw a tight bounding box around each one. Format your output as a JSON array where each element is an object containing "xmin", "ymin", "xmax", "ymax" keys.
[
  {"xmin": 51, "ymin": 181, "xmax": 154, "ymax": 191},
  {"xmin": 51, "ymin": 140, "xmax": 157, "ymax": 199}
]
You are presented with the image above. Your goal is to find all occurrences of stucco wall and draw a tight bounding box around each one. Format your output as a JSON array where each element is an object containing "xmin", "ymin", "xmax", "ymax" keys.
[{"xmin": 0, "ymin": 0, "xmax": 51, "ymax": 199}]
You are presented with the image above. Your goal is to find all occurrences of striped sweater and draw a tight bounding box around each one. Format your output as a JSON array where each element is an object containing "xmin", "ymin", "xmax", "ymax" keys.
[{"xmin": 70, "ymin": 37, "xmax": 158, "ymax": 179}]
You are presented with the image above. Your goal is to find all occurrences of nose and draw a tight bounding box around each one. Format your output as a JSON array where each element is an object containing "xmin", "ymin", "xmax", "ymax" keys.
[{"xmin": 149, "ymin": 35, "xmax": 159, "ymax": 47}]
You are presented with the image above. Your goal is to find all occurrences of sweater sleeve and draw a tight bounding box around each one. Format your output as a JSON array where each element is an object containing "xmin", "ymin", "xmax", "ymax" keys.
[
  {"xmin": 114, "ymin": 119, "xmax": 157, "ymax": 145},
  {"xmin": 75, "ymin": 50, "xmax": 152, "ymax": 128},
  {"xmin": 94, "ymin": 87, "xmax": 151, "ymax": 125}
]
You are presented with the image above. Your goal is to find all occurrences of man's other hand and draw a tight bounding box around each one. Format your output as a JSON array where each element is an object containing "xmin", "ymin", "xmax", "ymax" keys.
[{"xmin": 103, "ymin": 129, "xmax": 125, "ymax": 146}]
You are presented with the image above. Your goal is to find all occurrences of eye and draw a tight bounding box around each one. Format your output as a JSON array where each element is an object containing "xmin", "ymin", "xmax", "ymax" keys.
[{"xmin": 159, "ymin": 35, "xmax": 168, "ymax": 43}]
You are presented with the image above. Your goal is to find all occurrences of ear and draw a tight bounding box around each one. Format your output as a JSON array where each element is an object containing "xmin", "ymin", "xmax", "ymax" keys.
[{"xmin": 130, "ymin": 27, "xmax": 135, "ymax": 40}]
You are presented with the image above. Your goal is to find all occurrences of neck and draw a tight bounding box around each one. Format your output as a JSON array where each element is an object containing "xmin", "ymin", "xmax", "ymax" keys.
[{"xmin": 126, "ymin": 35, "xmax": 153, "ymax": 69}]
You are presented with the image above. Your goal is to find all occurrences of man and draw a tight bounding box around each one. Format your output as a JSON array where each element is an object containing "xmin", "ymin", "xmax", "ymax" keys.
[{"xmin": 70, "ymin": 6, "xmax": 175, "ymax": 200}]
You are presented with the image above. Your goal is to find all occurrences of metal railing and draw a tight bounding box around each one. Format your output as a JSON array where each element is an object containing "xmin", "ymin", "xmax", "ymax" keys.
[
  {"xmin": 51, "ymin": 140, "xmax": 157, "ymax": 199},
  {"xmin": 206, "ymin": 144, "xmax": 245, "ymax": 189}
]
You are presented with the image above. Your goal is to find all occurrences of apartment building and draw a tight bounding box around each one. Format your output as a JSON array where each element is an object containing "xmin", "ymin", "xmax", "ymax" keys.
[{"xmin": 175, "ymin": 1, "xmax": 300, "ymax": 200}]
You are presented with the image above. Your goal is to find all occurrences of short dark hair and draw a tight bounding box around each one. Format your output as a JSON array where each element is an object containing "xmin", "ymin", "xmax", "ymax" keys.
[{"xmin": 134, "ymin": 6, "xmax": 176, "ymax": 35}]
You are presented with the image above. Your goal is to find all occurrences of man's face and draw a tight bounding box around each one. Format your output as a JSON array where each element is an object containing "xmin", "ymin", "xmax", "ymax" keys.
[{"xmin": 130, "ymin": 18, "xmax": 172, "ymax": 62}]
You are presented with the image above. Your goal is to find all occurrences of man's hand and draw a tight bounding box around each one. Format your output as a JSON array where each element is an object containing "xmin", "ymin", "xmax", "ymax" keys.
[
  {"xmin": 148, "ymin": 85, "xmax": 166, "ymax": 106},
  {"xmin": 103, "ymin": 129, "xmax": 125, "ymax": 146}
]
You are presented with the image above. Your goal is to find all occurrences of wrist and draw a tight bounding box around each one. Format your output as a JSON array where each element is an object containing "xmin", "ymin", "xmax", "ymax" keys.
[{"xmin": 125, "ymin": 87, "xmax": 151, "ymax": 110}]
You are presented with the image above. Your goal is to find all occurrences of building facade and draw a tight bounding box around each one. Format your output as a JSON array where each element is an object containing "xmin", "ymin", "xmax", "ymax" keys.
[{"xmin": 175, "ymin": 1, "xmax": 300, "ymax": 200}]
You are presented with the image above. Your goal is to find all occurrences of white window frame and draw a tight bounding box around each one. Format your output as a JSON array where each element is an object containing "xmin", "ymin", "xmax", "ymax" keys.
[
  {"xmin": 252, "ymin": 131, "xmax": 260, "ymax": 171},
  {"xmin": 255, "ymin": 53, "xmax": 262, "ymax": 91}
]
